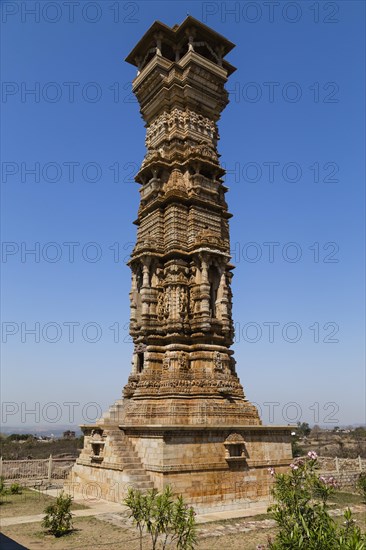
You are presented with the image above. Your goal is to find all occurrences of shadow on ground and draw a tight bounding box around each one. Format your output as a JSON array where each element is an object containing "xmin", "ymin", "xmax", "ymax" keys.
[{"xmin": 0, "ymin": 533, "xmax": 29, "ymax": 549}]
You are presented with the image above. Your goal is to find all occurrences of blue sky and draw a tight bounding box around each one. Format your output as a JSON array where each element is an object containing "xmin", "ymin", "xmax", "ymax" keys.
[{"xmin": 1, "ymin": 1, "xmax": 365, "ymax": 429}]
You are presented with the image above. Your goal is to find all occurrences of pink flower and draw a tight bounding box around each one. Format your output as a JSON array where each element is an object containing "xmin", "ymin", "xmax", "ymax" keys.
[
  {"xmin": 290, "ymin": 463, "xmax": 299, "ymax": 470},
  {"xmin": 268, "ymin": 467, "xmax": 275, "ymax": 476},
  {"xmin": 319, "ymin": 475, "xmax": 338, "ymax": 488},
  {"xmin": 307, "ymin": 451, "xmax": 318, "ymax": 460}
]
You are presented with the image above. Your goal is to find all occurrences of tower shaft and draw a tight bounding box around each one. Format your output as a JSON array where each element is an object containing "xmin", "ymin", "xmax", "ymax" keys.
[{"xmin": 122, "ymin": 17, "xmax": 259, "ymax": 426}]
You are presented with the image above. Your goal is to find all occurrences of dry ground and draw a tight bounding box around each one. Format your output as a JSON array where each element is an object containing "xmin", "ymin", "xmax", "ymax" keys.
[
  {"xmin": 1, "ymin": 515, "xmax": 276, "ymax": 550},
  {"xmin": 2, "ymin": 512, "xmax": 366, "ymax": 550},
  {"xmin": 1, "ymin": 490, "xmax": 365, "ymax": 549}
]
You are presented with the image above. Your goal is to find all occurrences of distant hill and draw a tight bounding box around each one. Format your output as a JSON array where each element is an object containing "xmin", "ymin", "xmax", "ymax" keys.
[{"xmin": 1, "ymin": 425, "xmax": 82, "ymax": 438}]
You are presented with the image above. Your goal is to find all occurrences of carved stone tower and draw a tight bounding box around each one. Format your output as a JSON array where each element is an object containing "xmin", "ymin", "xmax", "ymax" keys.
[{"xmin": 69, "ymin": 17, "xmax": 292, "ymax": 512}]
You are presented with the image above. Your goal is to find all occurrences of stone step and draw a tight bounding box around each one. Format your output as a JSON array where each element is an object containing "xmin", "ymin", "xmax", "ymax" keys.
[
  {"xmin": 130, "ymin": 481, "xmax": 155, "ymax": 489},
  {"xmin": 125, "ymin": 474, "xmax": 152, "ymax": 482},
  {"xmin": 108, "ymin": 446, "xmax": 138, "ymax": 455},
  {"xmin": 123, "ymin": 468, "xmax": 148, "ymax": 475},
  {"xmin": 111, "ymin": 445, "xmax": 137, "ymax": 458},
  {"xmin": 120, "ymin": 462, "xmax": 143, "ymax": 469}
]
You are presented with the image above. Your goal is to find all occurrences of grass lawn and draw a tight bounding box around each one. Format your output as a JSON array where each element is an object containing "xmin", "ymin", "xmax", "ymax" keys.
[{"xmin": 0, "ymin": 489, "xmax": 88, "ymax": 518}]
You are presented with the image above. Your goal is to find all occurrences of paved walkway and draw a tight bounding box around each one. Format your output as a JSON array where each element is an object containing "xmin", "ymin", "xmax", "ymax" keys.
[
  {"xmin": 1, "ymin": 488, "xmax": 124, "ymax": 527},
  {"xmin": 1, "ymin": 487, "xmax": 269, "ymax": 528}
]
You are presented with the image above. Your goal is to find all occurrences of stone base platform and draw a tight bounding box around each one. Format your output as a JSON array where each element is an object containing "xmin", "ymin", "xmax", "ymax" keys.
[{"xmin": 67, "ymin": 424, "xmax": 292, "ymax": 512}]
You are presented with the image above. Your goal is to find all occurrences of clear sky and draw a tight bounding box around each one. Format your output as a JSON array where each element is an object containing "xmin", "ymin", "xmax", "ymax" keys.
[{"xmin": 1, "ymin": 1, "xmax": 365, "ymax": 430}]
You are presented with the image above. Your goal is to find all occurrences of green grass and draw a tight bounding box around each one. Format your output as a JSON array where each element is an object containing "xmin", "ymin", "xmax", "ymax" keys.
[
  {"xmin": 0, "ymin": 488, "xmax": 88, "ymax": 518},
  {"xmin": 328, "ymin": 491, "xmax": 364, "ymax": 506}
]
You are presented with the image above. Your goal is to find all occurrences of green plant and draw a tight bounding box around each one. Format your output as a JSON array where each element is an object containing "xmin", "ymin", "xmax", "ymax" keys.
[
  {"xmin": 42, "ymin": 491, "xmax": 73, "ymax": 537},
  {"xmin": 124, "ymin": 485, "xmax": 197, "ymax": 550},
  {"xmin": 357, "ymin": 472, "xmax": 366, "ymax": 502},
  {"xmin": 0, "ymin": 476, "xmax": 5, "ymax": 495},
  {"xmin": 0, "ymin": 476, "xmax": 6, "ymax": 501},
  {"xmin": 124, "ymin": 486, "xmax": 150, "ymax": 550},
  {"xmin": 9, "ymin": 482, "xmax": 22, "ymax": 494},
  {"xmin": 291, "ymin": 438, "xmax": 303, "ymax": 457},
  {"xmin": 265, "ymin": 452, "xmax": 366, "ymax": 549},
  {"xmin": 297, "ymin": 421, "xmax": 311, "ymax": 437}
]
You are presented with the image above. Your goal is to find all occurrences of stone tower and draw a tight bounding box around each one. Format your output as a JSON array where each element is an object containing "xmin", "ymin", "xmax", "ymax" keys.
[{"xmin": 69, "ymin": 17, "xmax": 292, "ymax": 512}]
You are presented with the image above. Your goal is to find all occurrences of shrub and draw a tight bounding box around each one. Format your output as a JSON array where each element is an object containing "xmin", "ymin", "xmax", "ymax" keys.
[
  {"xmin": 0, "ymin": 476, "xmax": 5, "ymax": 495},
  {"xmin": 357, "ymin": 472, "xmax": 366, "ymax": 502},
  {"xmin": 42, "ymin": 491, "xmax": 73, "ymax": 537},
  {"xmin": 9, "ymin": 483, "xmax": 22, "ymax": 494},
  {"xmin": 265, "ymin": 451, "xmax": 366, "ymax": 549},
  {"xmin": 124, "ymin": 485, "xmax": 197, "ymax": 550}
]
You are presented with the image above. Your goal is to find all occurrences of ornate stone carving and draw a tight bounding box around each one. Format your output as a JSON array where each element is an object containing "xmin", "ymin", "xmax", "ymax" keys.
[
  {"xmin": 213, "ymin": 351, "xmax": 224, "ymax": 371},
  {"xmin": 157, "ymin": 292, "xmax": 164, "ymax": 320},
  {"xmin": 177, "ymin": 351, "xmax": 189, "ymax": 371},
  {"xmin": 178, "ymin": 287, "xmax": 189, "ymax": 318}
]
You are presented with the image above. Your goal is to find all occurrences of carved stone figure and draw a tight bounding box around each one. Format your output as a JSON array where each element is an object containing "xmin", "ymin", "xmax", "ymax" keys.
[
  {"xmin": 179, "ymin": 287, "xmax": 189, "ymax": 318},
  {"xmin": 177, "ymin": 351, "xmax": 189, "ymax": 371},
  {"xmin": 213, "ymin": 351, "xmax": 224, "ymax": 371}
]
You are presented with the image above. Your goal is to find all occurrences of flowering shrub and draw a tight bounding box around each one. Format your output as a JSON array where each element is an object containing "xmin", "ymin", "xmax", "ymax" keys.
[{"xmin": 264, "ymin": 452, "xmax": 366, "ymax": 549}]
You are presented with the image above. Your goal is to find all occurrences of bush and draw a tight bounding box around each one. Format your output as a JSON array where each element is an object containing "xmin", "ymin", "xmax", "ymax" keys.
[
  {"xmin": 9, "ymin": 483, "xmax": 22, "ymax": 494},
  {"xmin": 357, "ymin": 472, "xmax": 366, "ymax": 502},
  {"xmin": 264, "ymin": 451, "xmax": 366, "ymax": 549},
  {"xmin": 0, "ymin": 476, "xmax": 6, "ymax": 501},
  {"xmin": 124, "ymin": 485, "xmax": 197, "ymax": 550},
  {"xmin": 0, "ymin": 476, "xmax": 5, "ymax": 495},
  {"xmin": 42, "ymin": 491, "xmax": 73, "ymax": 537}
]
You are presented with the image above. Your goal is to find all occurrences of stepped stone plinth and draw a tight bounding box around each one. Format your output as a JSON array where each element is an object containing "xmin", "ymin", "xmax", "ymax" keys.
[{"xmin": 67, "ymin": 16, "xmax": 292, "ymax": 512}]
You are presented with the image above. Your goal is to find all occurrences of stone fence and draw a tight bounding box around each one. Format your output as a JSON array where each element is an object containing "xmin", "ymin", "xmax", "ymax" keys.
[
  {"xmin": 316, "ymin": 456, "xmax": 366, "ymax": 473},
  {"xmin": 0, "ymin": 455, "xmax": 76, "ymax": 482},
  {"xmin": 315, "ymin": 456, "xmax": 365, "ymax": 491},
  {"xmin": 0, "ymin": 455, "xmax": 364, "ymax": 490}
]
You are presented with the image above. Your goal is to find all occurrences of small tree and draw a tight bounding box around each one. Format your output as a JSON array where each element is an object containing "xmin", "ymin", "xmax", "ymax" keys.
[
  {"xmin": 170, "ymin": 494, "xmax": 196, "ymax": 550},
  {"xmin": 297, "ymin": 421, "xmax": 311, "ymax": 437},
  {"xmin": 124, "ymin": 486, "xmax": 152, "ymax": 550},
  {"xmin": 42, "ymin": 491, "xmax": 73, "ymax": 537},
  {"xmin": 265, "ymin": 452, "xmax": 366, "ymax": 549},
  {"xmin": 124, "ymin": 485, "xmax": 197, "ymax": 550}
]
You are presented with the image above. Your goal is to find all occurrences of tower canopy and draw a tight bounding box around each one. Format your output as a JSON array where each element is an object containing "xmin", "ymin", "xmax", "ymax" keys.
[{"xmin": 125, "ymin": 15, "xmax": 236, "ymax": 76}]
